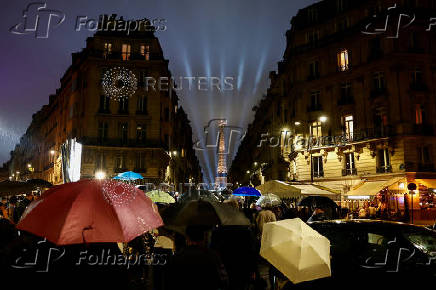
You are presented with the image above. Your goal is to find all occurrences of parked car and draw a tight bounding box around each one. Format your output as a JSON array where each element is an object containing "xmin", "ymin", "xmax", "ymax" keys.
[{"xmin": 273, "ymin": 220, "xmax": 436, "ymax": 289}]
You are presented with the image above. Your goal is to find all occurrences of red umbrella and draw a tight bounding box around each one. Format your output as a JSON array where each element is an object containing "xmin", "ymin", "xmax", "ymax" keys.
[{"xmin": 17, "ymin": 179, "xmax": 163, "ymax": 245}]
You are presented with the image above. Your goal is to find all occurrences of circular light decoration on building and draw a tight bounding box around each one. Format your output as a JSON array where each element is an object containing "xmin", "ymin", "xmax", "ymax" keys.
[{"xmin": 102, "ymin": 67, "xmax": 138, "ymax": 101}]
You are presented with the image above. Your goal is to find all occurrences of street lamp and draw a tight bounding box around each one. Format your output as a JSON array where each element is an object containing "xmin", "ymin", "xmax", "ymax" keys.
[
  {"xmin": 294, "ymin": 121, "xmax": 301, "ymax": 126},
  {"xmin": 319, "ymin": 116, "xmax": 328, "ymax": 123},
  {"xmin": 95, "ymin": 171, "xmax": 106, "ymax": 180},
  {"xmin": 50, "ymin": 150, "xmax": 56, "ymax": 155}
]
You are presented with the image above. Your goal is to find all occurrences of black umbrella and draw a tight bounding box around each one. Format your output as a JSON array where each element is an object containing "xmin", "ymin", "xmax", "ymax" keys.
[
  {"xmin": 169, "ymin": 200, "xmax": 250, "ymax": 227},
  {"xmin": 0, "ymin": 181, "xmax": 28, "ymax": 196},
  {"xmin": 25, "ymin": 179, "xmax": 52, "ymax": 188},
  {"xmin": 297, "ymin": 195, "xmax": 338, "ymax": 209}
]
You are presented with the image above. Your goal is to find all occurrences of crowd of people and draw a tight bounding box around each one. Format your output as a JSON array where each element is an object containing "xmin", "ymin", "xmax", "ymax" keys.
[
  {"xmin": 0, "ymin": 193, "xmax": 36, "ymax": 224},
  {"xmin": 1, "ymin": 191, "xmax": 381, "ymax": 290}
]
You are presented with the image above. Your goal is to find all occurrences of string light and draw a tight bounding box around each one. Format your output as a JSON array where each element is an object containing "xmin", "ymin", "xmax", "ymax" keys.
[{"xmin": 102, "ymin": 66, "xmax": 138, "ymax": 101}]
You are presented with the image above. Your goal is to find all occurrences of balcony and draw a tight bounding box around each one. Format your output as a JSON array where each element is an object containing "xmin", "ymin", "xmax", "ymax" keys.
[
  {"xmin": 79, "ymin": 137, "xmax": 164, "ymax": 148},
  {"xmin": 307, "ymin": 104, "xmax": 323, "ymax": 112},
  {"xmin": 376, "ymin": 165, "xmax": 392, "ymax": 174},
  {"xmin": 342, "ymin": 168, "xmax": 357, "ymax": 176}
]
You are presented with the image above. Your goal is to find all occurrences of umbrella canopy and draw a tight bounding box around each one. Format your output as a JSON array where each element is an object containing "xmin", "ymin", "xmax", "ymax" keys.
[
  {"xmin": 256, "ymin": 180, "xmax": 301, "ymax": 198},
  {"xmin": 0, "ymin": 181, "xmax": 29, "ymax": 196},
  {"xmin": 17, "ymin": 179, "xmax": 163, "ymax": 245},
  {"xmin": 170, "ymin": 200, "xmax": 250, "ymax": 227},
  {"xmin": 232, "ymin": 186, "xmax": 261, "ymax": 197},
  {"xmin": 256, "ymin": 193, "xmax": 281, "ymax": 207},
  {"xmin": 146, "ymin": 190, "xmax": 175, "ymax": 204},
  {"xmin": 113, "ymin": 171, "xmax": 144, "ymax": 181},
  {"xmin": 25, "ymin": 179, "xmax": 53, "ymax": 188},
  {"xmin": 260, "ymin": 218, "xmax": 331, "ymax": 284},
  {"xmin": 298, "ymin": 196, "xmax": 338, "ymax": 209}
]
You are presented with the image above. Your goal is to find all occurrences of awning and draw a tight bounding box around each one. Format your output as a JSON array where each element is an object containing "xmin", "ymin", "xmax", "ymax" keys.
[
  {"xmin": 347, "ymin": 177, "xmax": 405, "ymax": 196},
  {"xmin": 256, "ymin": 180, "xmax": 301, "ymax": 198},
  {"xmin": 415, "ymin": 179, "xmax": 436, "ymax": 189},
  {"xmin": 290, "ymin": 184, "xmax": 339, "ymax": 196}
]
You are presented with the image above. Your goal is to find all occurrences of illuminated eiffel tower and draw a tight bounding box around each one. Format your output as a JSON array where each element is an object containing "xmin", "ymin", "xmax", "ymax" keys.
[{"xmin": 215, "ymin": 120, "xmax": 228, "ymax": 189}]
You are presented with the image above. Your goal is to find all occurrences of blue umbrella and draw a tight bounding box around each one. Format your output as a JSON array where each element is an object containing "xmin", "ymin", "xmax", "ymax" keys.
[
  {"xmin": 232, "ymin": 186, "xmax": 261, "ymax": 197},
  {"xmin": 113, "ymin": 171, "xmax": 144, "ymax": 181}
]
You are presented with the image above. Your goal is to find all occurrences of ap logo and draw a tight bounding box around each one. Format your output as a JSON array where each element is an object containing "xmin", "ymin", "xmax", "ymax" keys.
[{"xmin": 10, "ymin": 2, "xmax": 65, "ymax": 39}]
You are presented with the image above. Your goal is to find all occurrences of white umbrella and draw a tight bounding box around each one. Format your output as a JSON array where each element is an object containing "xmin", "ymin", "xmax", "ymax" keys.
[
  {"xmin": 256, "ymin": 193, "xmax": 281, "ymax": 207},
  {"xmin": 260, "ymin": 218, "xmax": 331, "ymax": 284}
]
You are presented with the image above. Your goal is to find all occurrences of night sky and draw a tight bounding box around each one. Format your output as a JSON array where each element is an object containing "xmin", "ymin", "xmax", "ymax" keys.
[{"xmin": 0, "ymin": 0, "xmax": 314, "ymax": 183}]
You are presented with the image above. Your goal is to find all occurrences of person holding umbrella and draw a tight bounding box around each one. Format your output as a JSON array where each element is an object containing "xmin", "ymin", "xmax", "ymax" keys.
[{"xmin": 165, "ymin": 225, "xmax": 229, "ymax": 290}]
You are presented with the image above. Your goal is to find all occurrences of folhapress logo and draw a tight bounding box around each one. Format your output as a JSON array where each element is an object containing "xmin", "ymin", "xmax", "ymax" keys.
[{"xmin": 10, "ymin": 2, "xmax": 65, "ymax": 39}]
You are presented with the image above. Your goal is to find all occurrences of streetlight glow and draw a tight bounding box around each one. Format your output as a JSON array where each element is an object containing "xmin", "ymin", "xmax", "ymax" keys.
[
  {"xmin": 319, "ymin": 116, "xmax": 328, "ymax": 123},
  {"xmin": 50, "ymin": 150, "xmax": 55, "ymax": 155},
  {"xmin": 95, "ymin": 171, "xmax": 106, "ymax": 180},
  {"xmin": 294, "ymin": 121, "xmax": 301, "ymax": 126}
]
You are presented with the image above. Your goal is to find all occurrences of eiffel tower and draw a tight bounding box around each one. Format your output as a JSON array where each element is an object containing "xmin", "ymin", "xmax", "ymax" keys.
[{"xmin": 215, "ymin": 120, "xmax": 227, "ymax": 189}]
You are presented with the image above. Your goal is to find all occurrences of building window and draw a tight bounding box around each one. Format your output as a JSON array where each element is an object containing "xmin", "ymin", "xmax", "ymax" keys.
[
  {"xmin": 337, "ymin": 0, "xmax": 346, "ymax": 12},
  {"xmin": 309, "ymin": 60, "xmax": 320, "ymax": 79},
  {"xmin": 344, "ymin": 153, "xmax": 356, "ymax": 175},
  {"xmin": 181, "ymin": 148, "xmax": 185, "ymax": 158},
  {"xmin": 103, "ymin": 42, "xmax": 112, "ymax": 59},
  {"xmin": 340, "ymin": 82, "xmax": 352, "ymax": 99},
  {"xmin": 98, "ymin": 122, "xmax": 108, "ymax": 143},
  {"xmin": 138, "ymin": 71, "xmax": 148, "ymax": 87},
  {"xmin": 336, "ymin": 17, "xmax": 349, "ymax": 32},
  {"xmin": 410, "ymin": 69, "xmax": 424, "ymax": 88},
  {"xmin": 415, "ymin": 104, "xmax": 424, "ymax": 125},
  {"xmin": 119, "ymin": 98, "xmax": 129, "ymax": 114},
  {"xmin": 418, "ymin": 146, "xmax": 432, "ymax": 164},
  {"xmin": 164, "ymin": 107, "xmax": 170, "ymax": 122},
  {"xmin": 344, "ymin": 115, "xmax": 354, "ymax": 141},
  {"xmin": 135, "ymin": 152, "xmax": 146, "ymax": 171},
  {"xmin": 310, "ymin": 121, "xmax": 322, "ymax": 138},
  {"xmin": 140, "ymin": 45, "xmax": 150, "ymax": 61},
  {"xmin": 312, "ymin": 156, "xmax": 324, "ymax": 178},
  {"xmin": 115, "ymin": 153, "xmax": 126, "ymax": 170},
  {"xmin": 122, "ymin": 44, "xmax": 131, "ymax": 61},
  {"xmin": 307, "ymin": 7, "xmax": 318, "ymax": 23},
  {"xmin": 373, "ymin": 72, "xmax": 385, "ymax": 90},
  {"xmin": 306, "ymin": 30, "xmax": 319, "ymax": 44},
  {"xmin": 309, "ymin": 91, "xmax": 321, "ymax": 111},
  {"xmin": 95, "ymin": 152, "xmax": 106, "ymax": 169},
  {"xmin": 374, "ymin": 108, "xmax": 389, "ymax": 136},
  {"xmin": 99, "ymin": 95, "xmax": 110, "ymax": 113},
  {"xmin": 377, "ymin": 149, "xmax": 391, "ymax": 173},
  {"xmin": 118, "ymin": 123, "xmax": 128, "ymax": 145},
  {"xmin": 136, "ymin": 124, "xmax": 146, "ymax": 144},
  {"xmin": 137, "ymin": 96, "xmax": 147, "ymax": 114},
  {"xmin": 337, "ymin": 49, "xmax": 350, "ymax": 71}
]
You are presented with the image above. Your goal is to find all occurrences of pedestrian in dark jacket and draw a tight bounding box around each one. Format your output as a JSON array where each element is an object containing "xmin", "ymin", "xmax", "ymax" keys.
[{"xmin": 165, "ymin": 225, "xmax": 228, "ymax": 290}]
